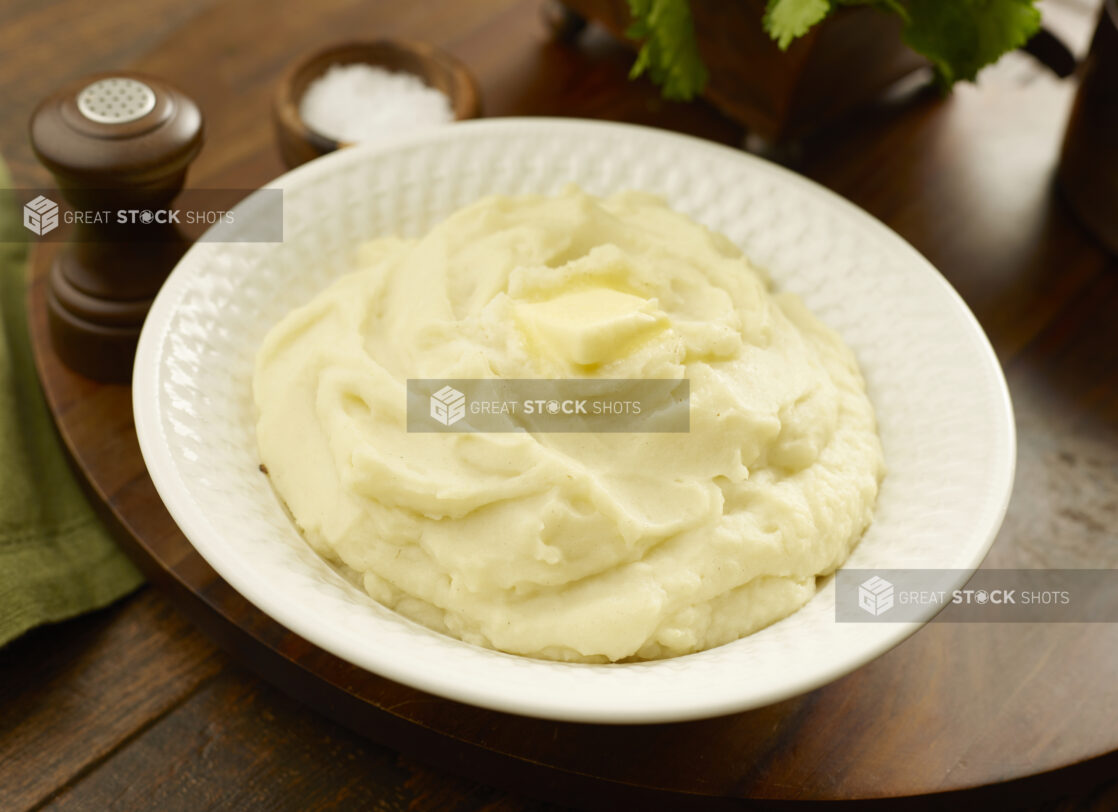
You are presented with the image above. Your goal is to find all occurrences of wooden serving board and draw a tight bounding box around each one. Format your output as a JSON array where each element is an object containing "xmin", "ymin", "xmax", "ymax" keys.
[{"xmin": 23, "ymin": 0, "xmax": 1118, "ymax": 807}]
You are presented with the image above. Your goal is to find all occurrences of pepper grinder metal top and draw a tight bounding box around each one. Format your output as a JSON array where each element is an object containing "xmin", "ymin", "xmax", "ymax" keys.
[{"xmin": 29, "ymin": 72, "xmax": 203, "ymax": 382}]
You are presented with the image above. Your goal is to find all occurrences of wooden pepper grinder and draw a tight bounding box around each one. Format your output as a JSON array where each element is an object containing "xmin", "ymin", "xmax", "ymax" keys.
[{"xmin": 30, "ymin": 73, "xmax": 203, "ymax": 382}]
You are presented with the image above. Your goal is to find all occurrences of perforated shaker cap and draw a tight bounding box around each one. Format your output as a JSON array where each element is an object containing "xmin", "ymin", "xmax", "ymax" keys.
[{"xmin": 76, "ymin": 78, "xmax": 157, "ymax": 124}]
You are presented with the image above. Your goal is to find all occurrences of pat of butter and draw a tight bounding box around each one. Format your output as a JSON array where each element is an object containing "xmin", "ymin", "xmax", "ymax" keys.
[{"xmin": 515, "ymin": 288, "xmax": 668, "ymax": 366}]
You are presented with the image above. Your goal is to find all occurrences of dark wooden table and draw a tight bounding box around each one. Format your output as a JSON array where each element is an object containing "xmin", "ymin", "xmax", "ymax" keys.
[{"xmin": 3, "ymin": 1, "xmax": 1118, "ymax": 810}]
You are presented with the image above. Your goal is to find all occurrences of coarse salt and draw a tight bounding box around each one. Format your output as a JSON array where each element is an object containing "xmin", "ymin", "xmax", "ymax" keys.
[{"xmin": 299, "ymin": 63, "xmax": 454, "ymax": 144}]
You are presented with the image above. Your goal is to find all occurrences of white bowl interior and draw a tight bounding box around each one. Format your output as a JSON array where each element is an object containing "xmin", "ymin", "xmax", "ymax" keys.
[{"xmin": 134, "ymin": 119, "xmax": 1015, "ymax": 723}]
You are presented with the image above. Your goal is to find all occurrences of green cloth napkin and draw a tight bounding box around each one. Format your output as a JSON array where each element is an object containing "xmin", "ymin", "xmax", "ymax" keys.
[{"xmin": 0, "ymin": 158, "xmax": 143, "ymax": 647}]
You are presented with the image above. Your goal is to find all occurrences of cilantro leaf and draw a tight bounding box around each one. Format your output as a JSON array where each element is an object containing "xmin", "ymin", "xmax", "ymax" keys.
[
  {"xmin": 763, "ymin": 0, "xmax": 833, "ymax": 50},
  {"xmin": 902, "ymin": 0, "xmax": 1042, "ymax": 85},
  {"xmin": 626, "ymin": 0, "xmax": 1043, "ymax": 101},
  {"xmin": 626, "ymin": 0, "xmax": 709, "ymax": 100}
]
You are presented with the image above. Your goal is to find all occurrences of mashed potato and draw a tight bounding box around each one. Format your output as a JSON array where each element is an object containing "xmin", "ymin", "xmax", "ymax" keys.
[{"xmin": 254, "ymin": 187, "xmax": 885, "ymax": 662}]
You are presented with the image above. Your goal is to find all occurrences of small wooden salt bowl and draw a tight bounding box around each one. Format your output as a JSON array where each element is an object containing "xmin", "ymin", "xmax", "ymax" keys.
[{"xmin": 274, "ymin": 39, "xmax": 481, "ymax": 168}]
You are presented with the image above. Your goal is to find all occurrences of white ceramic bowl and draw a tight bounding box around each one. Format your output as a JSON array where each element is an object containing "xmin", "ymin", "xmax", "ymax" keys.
[{"xmin": 134, "ymin": 118, "xmax": 1015, "ymax": 723}]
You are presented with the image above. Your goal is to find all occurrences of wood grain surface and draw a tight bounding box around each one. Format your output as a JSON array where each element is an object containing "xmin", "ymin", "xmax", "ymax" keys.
[{"xmin": 3, "ymin": 1, "xmax": 1117, "ymax": 810}]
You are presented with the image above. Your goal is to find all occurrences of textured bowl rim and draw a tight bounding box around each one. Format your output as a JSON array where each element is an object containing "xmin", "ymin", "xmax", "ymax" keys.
[{"xmin": 133, "ymin": 117, "xmax": 1016, "ymax": 723}]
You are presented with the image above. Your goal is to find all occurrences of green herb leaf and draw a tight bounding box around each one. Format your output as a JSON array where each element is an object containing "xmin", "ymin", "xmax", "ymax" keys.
[
  {"xmin": 627, "ymin": 0, "xmax": 1042, "ymax": 101},
  {"xmin": 763, "ymin": 0, "xmax": 833, "ymax": 50},
  {"xmin": 626, "ymin": 0, "xmax": 709, "ymax": 100},
  {"xmin": 902, "ymin": 0, "xmax": 1042, "ymax": 86}
]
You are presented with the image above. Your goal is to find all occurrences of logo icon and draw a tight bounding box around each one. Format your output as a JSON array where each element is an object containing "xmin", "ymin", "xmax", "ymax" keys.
[
  {"xmin": 23, "ymin": 195, "xmax": 59, "ymax": 236},
  {"xmin": 858, "ymin": 575, "xmax": 895, "ymax": 616},
  {"xmin": 430, "ymin": 385, "xmax": 466, "ymax": 427}
]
